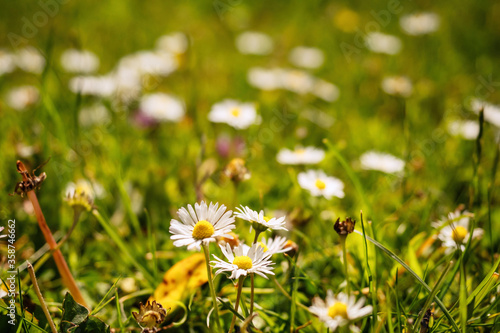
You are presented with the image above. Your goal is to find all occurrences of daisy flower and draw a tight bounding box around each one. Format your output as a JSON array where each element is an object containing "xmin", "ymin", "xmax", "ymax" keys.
[
  {"xmin": 447, "ymin": 120, "xmax": 479, "ymax": 140},
  {"xmin": 400, "ymin": 12, "xmax": 440, "ymax": 36},
  {"xmin": 235, "ymin": 206, "xmax": 288, "ymax": 232},
  {"xmin": 6, "ymin": 85, "xmax": 39, "ymax": 111},
  {"xmin": 139, "ymin": 93, "xmax": 185, "ymax": 123},
  {"xmin": 288, "ymin": 46, "xmax": 324, "ymax": 69},
  {"xmin": 309, "ymin": 291, "xmax": 372, "ymax": 332},
  {"xmin": 169, "ymin": 201, "xmax": 236, "ymax": 251},
  {"xmin": 435, "ymin": 210, "xmax": 483, "ymax": 254},
  {"xmin": 0, "ymin": 226, "xmax": 6, "ymax": 239},
  {"xmin": 365, "ymin": 32, "xmax": 402, "ymax": 55},
  {"xmin": 208, "ymin": 99, "xmax": 259, "ymax": 129},
  {"xmin": 470, "ymin": 98, "xmax": 500, "ymax": 128},
  {"xmin": 257, "ymin": 236, "xmax": 292, "ymax": 255},
  {"xmin": 359, "ymin": 151, "xmax": 405, "ymax": 174},
  {"xmin": 381, "ymin": 76, "xmax": 413, "ymax": 97},
  {"xmin": 235, "ymin": 31, "xmax": 274, "ymax": 55},
  {"xmin": 211, "ymin": 243, "xmax": 275, "ymax": 280},
  {"xmin": 60, "ymin": 49, "xmax": 100, "ymax": 74},
  {"xmin": 276, "ymin": 146, "xmax": 325, "ymax": 165},
  {"xmin": 15, "ymin": 47, "xmax": 46, "ymax": 74},
  {"xmin": 298, "ymin": 170, "xmax": 345, "ymax": 199}
]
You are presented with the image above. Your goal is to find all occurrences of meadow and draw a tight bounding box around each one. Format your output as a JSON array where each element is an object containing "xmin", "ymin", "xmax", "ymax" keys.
[{"xmin": 1, "ymin": 0, "xmax": 500, "ymax": 332}]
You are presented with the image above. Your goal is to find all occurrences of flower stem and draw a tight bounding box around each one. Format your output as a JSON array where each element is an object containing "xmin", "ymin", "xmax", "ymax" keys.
[
  {"xmin": 250, "ymin": 273, "xmax": 255, "ymax": 315},
  {"xmin": 340, "ymin": 236, "xmax": 350, "ymax": 295},
  {"xmin": 229, "ymin": 276, "xmax": 245, "ymax": 333},
  {"xmin": 27, "ymin": 261, "xmax": 57, "ymax": 333},
  {"xmin": 17, "ymin": 161, "xmax": 88, "ymax": 308},
  {"xmin": 202, "ymin": 243, "xmax": 222, "ymax": 333},
  {"xmin": 253, "ymin": 230, "xmax": 262, "ymax": 244}
]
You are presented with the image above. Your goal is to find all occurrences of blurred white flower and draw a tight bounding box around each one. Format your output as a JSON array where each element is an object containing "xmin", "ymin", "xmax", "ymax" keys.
[
  {"xmin": 60, "ymin": 49, "xmax": 100, "ymax": 74},
  {"xmin": 111, "ymin": 65, "xmax": 143, "ymax": 103},
  {"xmin": 313, "ymin": 79, "xmax": 340, "ymax": 102},
  {"xmin": 211, "ymin": 243, "xmax": 275, "ymax": 280},
  {"xmin": 247, "ymin": 67, "xmax": 285, "ymax": 91},
  {"xmin": 360, "ymin": 151, "xmax": 405, "ymax": 174},
  {"xmin": 69, "ymin": 75, "xmax": 116, "ymax": 97},
  {"xmin": 381, "ymin": 76, "xmax": 413, "ymax": 97},
  {"xmin": 281, "ymin": 69, "xmax": 315, "ymax": 94},
  {"xmin": 78, "ymin": 103, "xmax": 110, "ymax": 127},
  {"xmin": 258, "ymin": 236, "xmax": 292, "ymax": 255},
  {"xmin": 436, "ymin": 210, "xmax": 483, "ymax": 254},
  {"xmin": 447, "ymin": 120, "xmax": 479, "ymax": 140},
  {"xmin": 236, "ymin": 31, "xmax": 274, "ymax": 55},
  {"xmin": 119, "ymin": 51, "xmax": 178, "ymax": 77},
  {"xmin": 470, "ymin": 98, "xmax": 500, "ymax": 127},
  {"xmin": 309, "ymin": 291, "xmax": 372, "ymax": 332},
  {"xmin": 277, "ymin": 146, "xmax": 325, "ymax": 165},
  {"xmin": 0, "ymin": 50, "xmax": 15, "ymax": 76},
  {"xmin": 365, "ymin": 32, "xmax": 402, "ymax": 55},
  {"xmin": 298, "ymin": 170, "xmax": 345, "ymax": 199},
  {"xmin": 235, "ymin": 206, "xmax": 288, "ymax": 232},
  {"xmin": 156, "ymin": 32, "xmax": 189, "ymax": 55},
  {"xmin": 139, "ymin": 93, "xmax": 185, "ymax": 123},
  {"xmin": 6, "ymin": 85, "xmax": 39, "ymax": 111},
  {"xmin": 16, "ymin": 47, "xmax": 46, "ymax": 74},
  {"xmin": 208, "ymin": 99, "xmax": 258, "ymax": 129},
  {"xmin": 289, "ymin": 46, "xmax": 324, "ymax": 69},
  {"xmin": 400, "ymin": 12, "xmax": 440, "ymax": 36}
]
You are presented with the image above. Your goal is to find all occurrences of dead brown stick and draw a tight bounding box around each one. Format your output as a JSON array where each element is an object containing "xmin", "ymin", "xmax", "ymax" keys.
[{"xmin": 17, "ymin": 160, "xmax": 88, "ymax": 308}]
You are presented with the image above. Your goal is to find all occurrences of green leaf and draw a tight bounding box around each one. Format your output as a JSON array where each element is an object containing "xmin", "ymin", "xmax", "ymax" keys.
[{"xmin": 60, "ymin": 293, "xmax": 89, "ymax": 332}]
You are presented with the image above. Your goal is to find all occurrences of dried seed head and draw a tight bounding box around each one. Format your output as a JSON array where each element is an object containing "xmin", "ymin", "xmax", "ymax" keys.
[
  {"xmin": 132, "ymin": 300, "xmax": 168, "ymax": 331},
  {"xmin": 223, "ymin": 158, "xmax": 251, "ymax": 183},
  {"xmin": 334, "ymin": 217, "xmax": 356, "ymax": 236}
]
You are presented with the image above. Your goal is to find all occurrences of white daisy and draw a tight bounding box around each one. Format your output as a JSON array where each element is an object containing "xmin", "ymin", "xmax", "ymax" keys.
[
  {"xmin": 400, "ymin": 12, "xmax": 440, "ymax": 36},
  {"xmin": 78, "ymin": 103, "xmax": 110, "ymax": 127},
  {"xmin": 436, "ymin": 210, "xmax": 483, "ymax": 254},
  {"xmin": 169, "ymin": 201, "xmax": 236, "ymax": 251},
  {"xmin": 211, "ymin": 243, "xmax": 275, "ymax": 280},
  {"xmin": 60, "ymin": 49, "xmax": 100, "ymax": 74},
  {"xmin": 257, "ymin": 236, "xmax": 292, "ymax": 255},
  {"xmin": 470, "ymin": 98, "xmax": 500, "ymax": 128},
  {"xmin": 276, "ymin": 146, "xmax": 325, "ymax": 165},
  {"xmin": 312, "ymin": 80, "xmax": 340, "ymax": 102},
  {"xmin": 235, "ymin": 206, "xmax": 288, "ymax": 232},
  {"xmin": 360, "ymin": 151, "xmax": 405, "ymax": 174},
  {"xmin": 381, "ymin": 76, "xmax": 413, "ymax": 97},
  {"xmin": 15, "ymin": 47, "xmax": 46, "ymax": 74},
  {"xmin": 6, "ymin": 85, "xmax": 39, "ymax": 111},
  {"xmin": 247, "ymin": 67, "xmax": 286, "ymax": 91},
  {"xmin": 365, "ymin": 32, "xmax": 402, "ymax": 55},
  {"xmin": 156, "ymin": 32, "xmax": 189, "ymax": 55},
  {"xmin": 281, "ymin": 69, "xmax": 315, "ymax": 95},
  {"xmin": 297, "ymin": 170, "xmax": 345, "ymax": 199},
  {"xmin": 309, "ymin": 291, "xmax": 372, "ymax": 332},
  {"xmin": 69, "ymin": 75, "xmax": 116, "ymax": 97},
  {"xmin": 64, "ymin": 179, "xmax": 105, "ymax": 201},
  {"xmin": 447, "ymin": 120, "xmax": 479, "ymax": 140},
  {"xmin": 139, "ymin": 93, "xmax": 185, "ymax": 123},
  {"xmin": 236, "ymin": 31, "xmax": 274, "ymax": 55},
  {"xmin": 289, "ymin": 46, "xmax": 324, "ymax": 69},
  {"xmin": 208, "ymin": 99, "xmax": 258, "ymax": 129}
]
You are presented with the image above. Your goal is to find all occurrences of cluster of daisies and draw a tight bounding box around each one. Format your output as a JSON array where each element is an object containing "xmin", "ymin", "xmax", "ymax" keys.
[{"xmin": 168, "ymin": 201, "xmax": 373, "ymax": 331}]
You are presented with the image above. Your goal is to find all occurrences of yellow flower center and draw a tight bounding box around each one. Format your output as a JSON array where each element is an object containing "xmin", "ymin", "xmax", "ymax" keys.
[
  {"xmin": 233, "ymin": 255, "xmax": 253, "ymax": 270},
  {"xmin": 328, "ymin": 302, "xmax": 348, "ymax": 319},
  {"xmin": 295, "ymin": 149, "xmax": 305, "ymax": 155},
  {"xmin": 192, "ymin": 220, "xmax": 215, "ymax": 240},
  {"xmin": 231, "ymin": 108, "xmax": 240, "ymax": 117},
  {"xmin": 258, "ymin": 242, "xmax": 269, "ymax": 252},
  {"xmin": 315, "ymin": 179, "xmax": 326, "ymax": 190},
  {"xmin": 263, "ymin": 216, "xmax": 271, "ymax": 222},
  {"xmin": 452, "ymin": 226, "xmax": 468, "ymax": 243}
]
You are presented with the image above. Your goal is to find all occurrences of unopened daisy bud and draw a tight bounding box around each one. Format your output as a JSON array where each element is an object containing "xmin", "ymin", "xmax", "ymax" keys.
[
  {"xmin": 223, "ymin": 158, "xmax": 251, "ymax": 183},
  {"xmin": 132, "ymin": 300, "xmax": 168, "ymax": 332},
  {"xmin": 334, "ymin": 217, "xmax": 356, "ymax": 236},
  {"xmin": 65, "ymin": 184, "xmax": 94, "ymax": 212}
]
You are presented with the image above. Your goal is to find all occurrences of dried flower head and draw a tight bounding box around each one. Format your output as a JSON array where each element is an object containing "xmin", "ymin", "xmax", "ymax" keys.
[
  {"xmin": 334, "ymin": 217, "xmax": 356, "ymax": 236},
  {"xmin": 223, "ymin": 158, "xmax": 251, "ymax": 183},
  {"xmin": 132, "ymin": 300, "xmax": 168, "ymax": 332}
]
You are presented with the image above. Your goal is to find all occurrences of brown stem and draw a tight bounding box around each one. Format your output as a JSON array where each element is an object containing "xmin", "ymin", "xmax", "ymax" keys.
[
  {"xmin": 27, "ymin": 262, "xmax": 57, "ymax": 333},
  {"xmin": 17, "ymin": 160, "xmax": 88, "ymax": 308}
]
